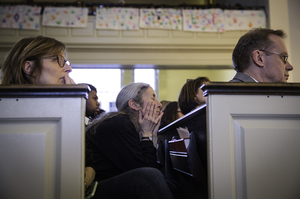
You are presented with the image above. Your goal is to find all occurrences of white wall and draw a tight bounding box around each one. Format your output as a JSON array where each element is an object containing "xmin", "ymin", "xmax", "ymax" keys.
[
  {"xmin": 269, "ymin": 0, "xmax": 299, "ymax": 82},
  {"xmin": 1, "ymin": 0, "xmax": 299, "ymax": 86},
  {"xmin": 288, "ymin": 0, "xmax": 300, "ymax": 82}
]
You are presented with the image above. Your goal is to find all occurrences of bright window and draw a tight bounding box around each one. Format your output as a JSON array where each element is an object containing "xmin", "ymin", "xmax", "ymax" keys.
[
  {"xmin": 69, "ymin": 68, "xmax": 157, "ymax": 112},
  {"xmin": 134, "ymin": 69, "xmax": 156, "ymax": 91},
  {"xmin": 69, "ymin": 69, "xmax": 121, "ymax": 112}
]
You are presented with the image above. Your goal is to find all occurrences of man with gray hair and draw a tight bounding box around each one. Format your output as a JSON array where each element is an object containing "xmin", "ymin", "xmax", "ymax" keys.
[{"xmin": 230, "ymin": 28, "xmax": 294, "ymax": 82}]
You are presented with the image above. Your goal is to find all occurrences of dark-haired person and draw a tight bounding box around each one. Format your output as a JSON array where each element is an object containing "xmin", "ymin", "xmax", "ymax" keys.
[
  {"xmin": 160, "ymin": 100, "xmax": 171, "ymax": 111},
  {"xmin": 85, "ymin": 84, "xmax": 101, "ymax": 119},
  {"xmin": 159, "ymin": 101, "xmax": 183, "ymax": 129},
  {"xmin": 230, "ymin": 28, "xmax": 293, "ymax": 83},
  {"xmin": 178, "ymin": 77, "xmax": 210, "ymax": 115},
  {"xmin": 177, "ymin": 77, "xmax": 210, "ymax": 194},
  {"xmin": 79, "ymin": 83, "xmax": 105, "ymax": 126}
]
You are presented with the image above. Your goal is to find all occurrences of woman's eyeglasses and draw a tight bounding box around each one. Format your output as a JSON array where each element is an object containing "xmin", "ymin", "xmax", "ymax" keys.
[{"xmin": 38, "ymin": 55, "xmax": 71, "ymax": 68}]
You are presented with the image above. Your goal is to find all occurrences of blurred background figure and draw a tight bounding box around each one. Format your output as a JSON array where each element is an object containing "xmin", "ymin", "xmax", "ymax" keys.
[
  {"xmin": 177, "ymin": 77, "xmax": 210, "ymax": 185},
  {"xmin": 160, "ymin": 100, "xmax": 171, "ymax": 111},
  {"xmin": 178, "ymin": 77, "xmax": 210, "ymax": 115},
  {"xmin": 85, "ymin": 83, "xmax": 100, "ymax": 118},
  {"xmin": 80, "ymin": 83, "xmax": 105, "ymax": 126},
  {"xmin": 159, "ymin": 101, "xmax": 183, "ymax": 129}
]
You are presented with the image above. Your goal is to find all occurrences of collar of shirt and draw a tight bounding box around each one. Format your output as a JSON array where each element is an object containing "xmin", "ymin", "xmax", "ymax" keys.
[
  {"xmin": 85, "ymin": 117, "xmax": 91, "ymax": 126},
  {"xmin": 250, "ymin": 76, "xmax": 259, "ymax": 82}
]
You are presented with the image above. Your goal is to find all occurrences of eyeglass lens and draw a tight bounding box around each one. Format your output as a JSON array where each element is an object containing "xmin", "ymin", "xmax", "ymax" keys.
[
  {"xmin": 283, "ymin": 56, "xmax": 288, "ymax": 64},
  {"xmin": 57, "ymin": 56, "xmax": 70, "ymax": 67}
]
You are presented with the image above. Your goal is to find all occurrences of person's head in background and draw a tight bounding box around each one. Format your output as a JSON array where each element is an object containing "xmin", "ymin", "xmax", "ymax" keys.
[
  {"xmin": 81, "ymin": 84, "xmax": 101, "ymax": 119},
  {"xmin": 160, "ymin": 100, "xmax": 171, "ymax": 111},
  {"xmin": 232, "ymin": 28, "xmax": 293, "ymax": 82},
  {"xmin": 1, "ymin": 35, "xmax": 74, "ymax": 84},
  {"xmin": 178, "ymin": 77, "xmax": 210, "ymax": 115},
  {"xmin": 159, "ymin": 101, "xmax": 184, "ymax": 129}
]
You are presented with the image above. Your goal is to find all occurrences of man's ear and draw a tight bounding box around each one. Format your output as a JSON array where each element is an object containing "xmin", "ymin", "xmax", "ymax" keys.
[
  {"xmin": 23, "ymin": 61, "xmax": 34, "ymax": 75},
  {"xmin": 251, "ymin": 50, "xmax": 264, "ymax": 67},
  {"xmin": 128, "ymin": 99, "xmax": 140, "ymax": 111}
]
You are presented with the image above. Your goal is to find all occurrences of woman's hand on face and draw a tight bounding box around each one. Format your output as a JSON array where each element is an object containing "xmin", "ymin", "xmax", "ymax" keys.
[
  {"xmin": 65, "ymin": 75, "xmax": 76, "ymax": 84},
  {"xmin": 138, "ymin": 101, "xmax": 163, "ymax": 137}
]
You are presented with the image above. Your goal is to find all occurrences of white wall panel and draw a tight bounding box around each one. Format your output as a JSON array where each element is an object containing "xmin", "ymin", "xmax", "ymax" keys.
[
  {"xmin": 0, "ymin": 91, "xmax": 86, "ymax": 199},
  {"xmin": 207, "ymin": 94, "xmax": 300, "ymax": 199}
]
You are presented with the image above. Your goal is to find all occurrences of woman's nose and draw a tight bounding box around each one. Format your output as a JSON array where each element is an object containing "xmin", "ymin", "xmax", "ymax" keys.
[
  {"xmin": 64, "ymin": 62, "xmax": 72, "ymax": 73},
  {"xmin": 157, "ymin": 100, "xmax": 162, "ymax": 108}
]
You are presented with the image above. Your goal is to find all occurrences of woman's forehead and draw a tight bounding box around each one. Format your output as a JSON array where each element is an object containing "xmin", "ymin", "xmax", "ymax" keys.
[{"xmin": 45, "ymin": 50, "xmax": 65, "ymax": 56}]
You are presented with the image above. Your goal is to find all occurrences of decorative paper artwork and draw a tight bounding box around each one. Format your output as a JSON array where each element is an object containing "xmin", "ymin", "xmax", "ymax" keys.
[
  {"xmin": 96, "ymin": 7, "xmax": 139, "ymax": 30},
  {"xmin": 0, "ymin": 6, "xmax": 41, "ymax": 29},
  {"xmin": 183, "ymin": 9, "xmax": 225, "ymax": 32},
  {"xmin": 42, "ymin": 7, "xmax": 88, "ymax": 27},
  {"xmin": 139, "ymin": 8, "xmax": 182, "ymax": 30},
  {"xmin": 1, "ymin": 4, "xmax": 268, "ymax": 32},
  {"xmin": 224, "ymin": 10, "xmax": 266, "ymax": 30}
]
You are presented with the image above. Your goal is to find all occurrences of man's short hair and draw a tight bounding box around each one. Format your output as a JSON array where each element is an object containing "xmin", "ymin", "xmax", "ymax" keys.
[
  {"xmin": 232, "ymin": 28, "xmax": 286, "ymax": 72},
  {"xmin": 79, "ymin": 83, "xmax": 97, "ymax": 93}
]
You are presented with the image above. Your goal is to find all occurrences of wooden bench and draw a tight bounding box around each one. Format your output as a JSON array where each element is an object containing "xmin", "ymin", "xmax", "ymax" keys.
[
  {"xmin": 158, "ymin": 82, "xmax": 300, "ymax": 199},
  {"xmin": 0, "ymin": 85, "xmax": 88, "ymax": 199}
]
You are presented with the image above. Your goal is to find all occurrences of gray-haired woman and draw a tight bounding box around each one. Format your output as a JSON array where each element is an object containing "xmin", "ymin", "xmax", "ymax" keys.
[
  {"xmin": 85, "ymin": 82, "xmax": 179, "ymax": 198},
  {"xmin": 86, "ymin": 82, "xmax": 163, "ymax": 175}
]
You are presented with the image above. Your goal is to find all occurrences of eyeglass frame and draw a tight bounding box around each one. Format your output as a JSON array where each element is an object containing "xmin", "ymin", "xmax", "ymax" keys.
[
  {"xmin": 259, "ymin": 49, "xmax": 288, "ymax": 64},
  {"xmin": 36, "ymin": 55, "xmax": 71, "ymax": 68}
]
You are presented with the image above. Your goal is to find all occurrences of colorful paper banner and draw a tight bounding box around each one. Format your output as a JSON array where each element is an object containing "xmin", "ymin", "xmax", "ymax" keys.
[
  {"xmin": 183, "ymin": 9, "xmax": 225, "ymax": 32},
  {"xmin": 224, "ymin": 10, "xmax": 266, "ymax": 30},
  {"xmin": 96, "ymin": 7, "xmax": 139, "ymax": 30},
  {"xmin": 1, "ymin": 5, "xmax": 268, "ymax": 32},
  {"xmin": 42, "ymin": 7, "xmax": 88, "ymax": 27},
  {"xmin": 0, "ymin": 6, "xmax": 41, "ymax": 29},
  {"xmin": 139, "ymin": 8, "xmax": 182, "ymax": 30}
]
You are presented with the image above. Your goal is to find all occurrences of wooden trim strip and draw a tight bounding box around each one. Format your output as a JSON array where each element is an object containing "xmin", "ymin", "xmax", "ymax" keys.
[
  {"xmin": 202, "ymin": 82, "xmax": 300, "ymax": 96},
  {"xmin": 158, "ymin": 105, "xmax": 206, "ymax": 134},
  {"xmin": 0, "ymin": 85, "xmax": 89, "ymax": 98}
]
